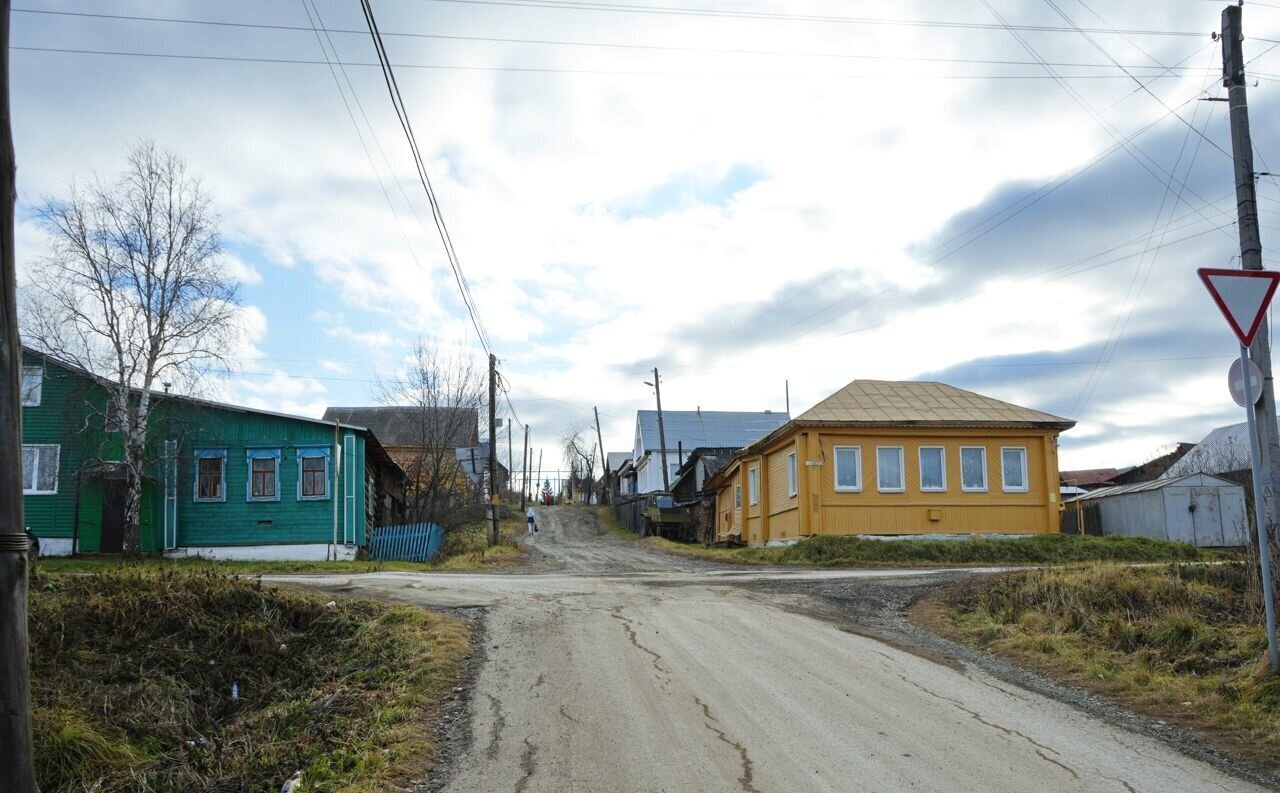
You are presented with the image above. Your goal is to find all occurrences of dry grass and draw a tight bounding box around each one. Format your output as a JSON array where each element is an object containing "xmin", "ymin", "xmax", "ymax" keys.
[
  {"xmin": 922, "ymin": 562, "xmax": 1280, "ymax": 766},
  {"xmin": 29, "ymin": 568, "xmax": 470, "ymax": 792}
]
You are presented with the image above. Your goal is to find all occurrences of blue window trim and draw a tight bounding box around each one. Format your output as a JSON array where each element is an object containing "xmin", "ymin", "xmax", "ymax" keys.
[
  {"xmin": 193, "ymin": 448, "xmax": 227, "ymax": 503},
  {"xmin": 246, "ymin": 448, "xmax": 282, "ymax": 503},
  {"xmin": 297, "ymin": 446, "xmax": 332, "ymax": 501}
]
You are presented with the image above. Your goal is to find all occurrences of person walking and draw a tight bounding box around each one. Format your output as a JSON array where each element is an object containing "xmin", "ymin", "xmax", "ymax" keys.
[{"xmin": 526, "ymin": 507, "xmax": 537, "ymax": 534}]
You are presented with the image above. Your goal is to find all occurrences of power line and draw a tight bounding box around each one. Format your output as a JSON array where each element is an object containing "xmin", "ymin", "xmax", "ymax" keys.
[{"xmin": 11, "ymin": 8, "xmax": 1228, "ymax": 74}]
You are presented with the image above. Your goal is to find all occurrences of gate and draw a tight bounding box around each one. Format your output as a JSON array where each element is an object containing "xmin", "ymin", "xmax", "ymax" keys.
[{"xmin": 368, "ymin": 522, "xmax": 445, "ymax": 562}]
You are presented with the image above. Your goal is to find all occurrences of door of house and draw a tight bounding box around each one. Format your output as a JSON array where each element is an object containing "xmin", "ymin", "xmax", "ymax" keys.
[{"xmin": 100, "ymin": 480, "xmax": 126, "ymax": 554}]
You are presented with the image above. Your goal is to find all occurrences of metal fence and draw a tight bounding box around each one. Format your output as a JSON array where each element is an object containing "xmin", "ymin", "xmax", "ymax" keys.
[{"xmin": 368, "ymin": 521, "xmax": 445, "ymax": 562}]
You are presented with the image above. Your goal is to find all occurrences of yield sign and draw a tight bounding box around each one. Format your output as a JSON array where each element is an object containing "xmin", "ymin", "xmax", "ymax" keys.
[{"xmin": 1198, "ymin": 267, "xmax": 1280, "ymax": 347}]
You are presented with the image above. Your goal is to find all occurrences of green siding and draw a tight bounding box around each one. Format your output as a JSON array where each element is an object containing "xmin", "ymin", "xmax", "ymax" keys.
[{"xmin": 21, "ymin": 352, "xmax": 373, "ymax": 553}]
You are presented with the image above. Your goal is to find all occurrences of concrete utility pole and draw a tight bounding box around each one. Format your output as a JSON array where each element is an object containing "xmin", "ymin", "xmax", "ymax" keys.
[
  {"xmin": 649, "ymin": 367, "xmax": 670, "ymax": 491},
  {"xmin": 0, "ymin": 1, "xmax": 39, "ymax": 788},
  {"xmin": 520, "ymin": 424, "xmax": 528, "ymax": 512},
  {"xmin": 594, "ymin": 406, "xmax": 608, "ymax": 505},
  {"xmin": 488, "ymin": 353, "xmax": 499, "ymax": 546},
  {"xmin": 785, "ymin": 379, "xmax": 790, "ymax": 416},
  {"xmin": 1223, "ymin": 4, "xmax": 1280, "ymax": 673}
]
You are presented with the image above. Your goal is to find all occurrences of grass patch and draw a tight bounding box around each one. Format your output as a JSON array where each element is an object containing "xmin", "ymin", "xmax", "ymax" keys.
[
  {"xmin": 36, "ymin": 517, "xmax": 527, "ymax": 576},
  {"xmin": 29, "ymin": 568, "xmax": 470, "ymax": 792},
  {"xmin": 623, "ymin": 532, "xmax": 1214, "ymax": 567},
  {"xmin": 920, "ymin": 562, "xmax": 1280, "ymax": 766}
]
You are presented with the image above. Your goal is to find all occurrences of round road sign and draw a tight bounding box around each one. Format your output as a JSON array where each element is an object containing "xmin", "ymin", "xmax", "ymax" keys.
[{"xmin": 1229, "ymin": 357, "xmax": 1264, "ymax": 408}]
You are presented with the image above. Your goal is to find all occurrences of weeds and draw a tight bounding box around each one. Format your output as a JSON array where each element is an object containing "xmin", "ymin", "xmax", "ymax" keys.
[{"xmin": 29, "ymin": 569, "xmax": 470, "ymax": 792}]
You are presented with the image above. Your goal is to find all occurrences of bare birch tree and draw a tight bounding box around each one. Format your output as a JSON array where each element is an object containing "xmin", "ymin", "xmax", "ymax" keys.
[
  {"xmin": 562, "ymin": 424, "xmax": 596, "ymax": 503},
  {"xmin": 21, "ymin": 142, "xmax": 239, "ymax": 555},
  {"xmin": 376, "ymin": 338, "xmax": 484, "ymax": 528}
]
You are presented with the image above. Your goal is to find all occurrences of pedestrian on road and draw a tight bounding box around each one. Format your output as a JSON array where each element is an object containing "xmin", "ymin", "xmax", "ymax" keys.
[{"xmin": 526, "ymin": 507, "xmax": 537, "ymax": 534}]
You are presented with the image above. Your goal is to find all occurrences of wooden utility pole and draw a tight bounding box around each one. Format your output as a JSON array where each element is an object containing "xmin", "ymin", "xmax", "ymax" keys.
[
  {"xmin": 651, "ymin": 367, "xmax": 670, "ymax": 491},
  {"xmin": 536, "ymin": 449, "xmax": 543, "ymax": 505},
  {"xmin": 520, "ymin": 423, "xmax": 529, "ymax": 511},
  {"xmin": 0, "ymin": 2, "xmax": 38, "ymax": 788},
  {"xmin": 506, "ymin": 417, "xmax": 513, "ymax": 499},
  {"xmin": 487, "ymin": 353, "xmax": 499, "ymax": 545},
  {"xmin": 594, "ymin": 406, "xmax": 608, "ymax": 505},
  {"xmin": 1223, "ymin": 4, "xmax": 1280, "ymax": 672},
  {"xmin": 785, "ymin": 379, "xmax": 790, "ymax": 415}
]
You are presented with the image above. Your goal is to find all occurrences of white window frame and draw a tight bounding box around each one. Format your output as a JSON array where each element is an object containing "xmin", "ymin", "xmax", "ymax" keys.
[
  {"xmin": 786, "ymin": 451, "xmax": 798, "ymax": 497},
  {"xmin": 876, "ymin": 446, "xmax": 906, "ymax": 493},
  {"xmin": 22, "ymin": 444, "xmax": 60, "ymax": 495},
  {"xmin": 960, "ymin": 446, "xmax": 988, "ymax": 493},
  {"xmin": 748, "ymin": 466, "xmax": 759, "ymax": 505},
  {"xmin": 1001, "ymin": 447, "xmax": 1029, "ymax": 493},
  {"xmin": 734, "ymin": 484, "xmax": 742, "ymax": 508},
  {"xmin": 833, "ymin": 445, "xmax": 862, "ymax": 492},
  {"xmin": 918, "ymin": 446, "xmax": 947, "ymax": 493},
  {"xmin": 21, "ymin": 366, "xmax": 42, "ymax": 407}
]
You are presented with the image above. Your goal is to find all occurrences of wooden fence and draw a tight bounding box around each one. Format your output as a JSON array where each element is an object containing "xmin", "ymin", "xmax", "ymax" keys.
[
  {"xmin": 613, "ymin": 494, "xmax": 648, "ymax": 534},
  {"xmin": 368, "ymin": 521, "xmax": 445, "ymax": 562}
]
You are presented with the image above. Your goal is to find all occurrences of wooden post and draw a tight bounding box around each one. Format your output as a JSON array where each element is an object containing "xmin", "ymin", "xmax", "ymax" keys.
[
  {"xmin": 594, "ymin": 406, "xmax": 608, "ymax": 505},
  {"xmin": 0, "ymin": 0, "xmax": 39, "ymax": 786},
  {"xmin": 521, "ymin": 423, "xmax": 529, "ymax": 512}
]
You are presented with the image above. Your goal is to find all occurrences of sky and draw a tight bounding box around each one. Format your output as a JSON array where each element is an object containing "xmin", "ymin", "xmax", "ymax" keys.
[{"xmin": 13, "ymin": 0, "xmax": 1280, "ymax": 475}]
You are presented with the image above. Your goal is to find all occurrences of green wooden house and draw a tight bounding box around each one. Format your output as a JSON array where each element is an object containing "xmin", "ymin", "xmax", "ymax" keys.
[{"xmin": 20, "ymin": 348, "xmax": 406, "ymax": 559}]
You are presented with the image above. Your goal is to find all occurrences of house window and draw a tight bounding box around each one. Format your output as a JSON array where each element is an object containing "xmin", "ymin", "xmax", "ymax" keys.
[
  {"xmin": 748, "ymin": 467, "xmax": 759, "ymax": 505},
  {"xmin": 734, "ymin": 484, "xmax": 742, "ymax": 508},
  {"xmin": 786, "ymin": 451, "xmax": 798, "ymax": 497},
  {"xmin": 1002, "ymin": 447, "xmax": 1029, "ymax": 493},
  {"xmin": 194, "ymin": 450, "xmax": 227, "ymax": 502},
  {"xmin": 21, "ymin": 445, "xmax": 59, "ymax": 494},
  {"xmin": 834, "ymin": 446, "xmax": 861, "ymax": 492},
  {"xmin": 961, "ymin": 447, "xmax": 988, "ymax": 492},
  {"xmin": 246, "ymin": 449, "xmax": 281, "ymax": 502},
  {"xmin": 919, "ymin": 447, "xmax": 946, "ymax": 492},
  {"xmin": 297, "ymin": 447, "xmax": 331, "ymax": 500},
  {"xmin": 21, "ymin": 367, "xmax": 42, "ymax": 407},
  {"xmin": 876, "ymin": 447, "xmax": 905, "ymax": 492},
  {"xmin": 670, "ymin": 462, "xmax": 681, "ymax": 480}
]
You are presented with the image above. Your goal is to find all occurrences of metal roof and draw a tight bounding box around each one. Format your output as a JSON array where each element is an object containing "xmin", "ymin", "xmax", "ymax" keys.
[
  {"xmin": 1161, "ymin": 421, "xmax": 1253, "ymax": 479},
  {"xmin": 606, "ymin": 452, "xmax": 632, "ymax": 471},
  {"xmin": 795, "ymin": 380, "xmax": 1073, "ymax": 427},
  {"xmin": 1069, "ymin": 472, "xmax": 1243, "ymax": 502},
  {"xmin": 635, "ymin": 410, "xmax": 791, "ymax": 454}
]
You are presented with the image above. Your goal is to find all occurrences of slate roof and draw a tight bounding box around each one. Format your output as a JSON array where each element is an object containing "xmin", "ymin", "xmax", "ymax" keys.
[
  {"xmin": 606, "ymin": 452, "xmax": 632, "ymax": 472},
  {"xmin": 635, "ymin": 410, "xmax": 791, "ymax": 454},
  {"xmin": 1161, "ymin": 422, "xmax": 1253, "ymax": 479},
  {"xmin": 322, "ymin": 406, "xmax": 478, "ymax": 448},
  {"xmin": 795, "ymin": 380, "xmax": 1073, "ymax": 428}
]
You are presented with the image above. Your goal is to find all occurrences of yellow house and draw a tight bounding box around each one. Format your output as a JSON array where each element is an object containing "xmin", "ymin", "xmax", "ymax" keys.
[{"xmin": 708, "ymin": 380, "xmax": 1075, "ymax": 545}]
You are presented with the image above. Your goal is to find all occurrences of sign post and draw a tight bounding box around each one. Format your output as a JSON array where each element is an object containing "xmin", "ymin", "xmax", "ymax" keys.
[{"xmin": 1199, "ymin": 267, "xmax": 1280, "ymax": 672}]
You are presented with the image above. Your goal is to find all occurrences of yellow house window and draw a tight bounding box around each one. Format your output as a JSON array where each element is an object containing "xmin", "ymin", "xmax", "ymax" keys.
[
  {"xmin": 734, "ymin": 484, "xmax": 742, "ymax": 508},
  {"xmin": 786, "ymin": 452, "xmax": 797, "ymax": 497},
  {"xmin": 919, "ymin": 447, "xmax": 946, "ymax": 492},
  {"xmin": 960, "ymin": 446, "xmax": 988, "ymax": 492},
  {"xmin": 834, "ymin": 446, "xmax": 862, "ymax": 492},
  {"xmin": 876, "ymin": 447, "xmax": 905, "ymax": 492},
  {"xmin": 1001, "ymin": 447, "xmax": 1029, "ymax": 492},
  {"xmin": 748, "ymin": 467, "xmax": 759, "ymax": 505}
]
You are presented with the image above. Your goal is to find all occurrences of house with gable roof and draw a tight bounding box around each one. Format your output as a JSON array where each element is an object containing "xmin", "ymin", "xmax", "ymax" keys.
[{"xmin": 630, "ymin": 409, "xmax": 791, "ymax": 494}]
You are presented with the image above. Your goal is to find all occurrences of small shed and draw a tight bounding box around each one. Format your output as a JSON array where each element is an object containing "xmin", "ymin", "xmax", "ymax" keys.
[{"xmin": 1065, "ymin": 473, "xmax": 1248, "ymax": 547}]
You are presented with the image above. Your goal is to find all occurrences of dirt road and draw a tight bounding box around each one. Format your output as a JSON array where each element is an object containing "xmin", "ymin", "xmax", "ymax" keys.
[{"xmin": 277, "ymin": 507, "xmax": 1272, "ymax": 793}]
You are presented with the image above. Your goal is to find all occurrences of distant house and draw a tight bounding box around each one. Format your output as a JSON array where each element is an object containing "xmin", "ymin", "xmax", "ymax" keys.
[
  {"xmin": 1059, "ymin": 468, "xmax": 1129, "ymax": 490},
  {"xmin": 630, "ymin": 409, "xmax": 791, "ymax": 493},
  {"xmin": 1060, "ymin": 443, "xmax": 1195, "ymax": 491},
  {"xmin": 22, "ymin": 349, "xmax": 405, "ymax": 559},
  {"xmin": 707, "ymin": 380, "xmax": 1074, "ymax": 545},
  {"xmin": 1162, "ymin": 422, "xmax": 1253, "ymax": 482},
  {"xmin": 670, "ymin": 447, "xmax": 738, "ymax": 503},
  {"xmin": 605, "ymin": 451, "xmax": 632, "ymax": 499}
]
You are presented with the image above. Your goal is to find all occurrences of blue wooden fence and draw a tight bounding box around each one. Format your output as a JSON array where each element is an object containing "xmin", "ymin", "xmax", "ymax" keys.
[{"xmin": 368, "ymin": 522, "xmax": 445, "ymax": 562}]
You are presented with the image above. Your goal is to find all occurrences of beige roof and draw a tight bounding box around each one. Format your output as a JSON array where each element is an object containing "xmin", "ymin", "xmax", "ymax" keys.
[{"xmin": 794, "ymin": 380, "xmax": 1073, "ymax": 428}]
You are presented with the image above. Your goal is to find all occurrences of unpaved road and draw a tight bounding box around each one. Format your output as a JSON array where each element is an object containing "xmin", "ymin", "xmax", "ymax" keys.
[{"xmin": 275, "ymin": 507, "xmax": 1274, "ymax": 793}]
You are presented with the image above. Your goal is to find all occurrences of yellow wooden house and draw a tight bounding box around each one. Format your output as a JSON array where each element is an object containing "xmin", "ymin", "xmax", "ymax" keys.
[{"xmin": 708, "ymin": 380, "xmax": 1074, "ymax": 545}]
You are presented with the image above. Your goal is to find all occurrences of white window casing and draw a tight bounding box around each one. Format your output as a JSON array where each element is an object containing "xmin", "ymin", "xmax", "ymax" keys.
[
  {"xmin": 919, "ymin": 447, "xmax": 946, "ymax": 492},
  {"xmin": 1001, "ymin": 447, "xmax": 1029, "ymax": 493},
  {"xmin": 734, "ymin": 484, "xmax": 742, "ymax": 508},
  {"xmin": 22, "ymin": 445, "xmax": 59, "ymax": 494},
  {"xmin": 786, "ymin": 451, "xmax": 798, "ymax": 497},
  {"xmin": 960, "ymin": 446, "xmax": 988, "ymax": 492},
  {"xmin": 876, "ymin": 446, "xmax": 905, "ymax": 493},
  {"xmin": 194, "ymin": 448, "xmax": 227, "ymax": 503},
  {"xmin": 833, "ymin": 446, "xmax": 862, "ymax": 492},
  {"xmin": 21, "ymin": 366, "xmax": 42, "ymax": 407},
  {"xmin": 748, "ymin": 467, "xmax": 759, "ymax": 505},
  {"xmin": 246, "ymin": 448, "xmax": 282, "ymax": 502}
]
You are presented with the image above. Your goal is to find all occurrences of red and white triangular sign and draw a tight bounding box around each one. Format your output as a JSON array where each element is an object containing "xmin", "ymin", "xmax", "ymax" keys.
[{"xmin": 1198, "ymin": 267, "xmax": 1280, "ymax": 347}]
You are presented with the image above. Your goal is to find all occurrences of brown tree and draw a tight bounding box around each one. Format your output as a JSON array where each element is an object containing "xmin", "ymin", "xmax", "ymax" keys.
[{"xmin": 21, "ymin": 142, "xmax": 239, "ymax": 555}]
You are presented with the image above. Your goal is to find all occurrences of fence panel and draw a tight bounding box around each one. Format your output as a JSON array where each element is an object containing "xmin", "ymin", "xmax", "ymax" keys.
[
  {"xmin": 613, "ymin": 495, "xmax": 648, "ymax": 534},
  {"xmin": 369, "ymin": 521, "xmax": 445, "ymax": 562}
]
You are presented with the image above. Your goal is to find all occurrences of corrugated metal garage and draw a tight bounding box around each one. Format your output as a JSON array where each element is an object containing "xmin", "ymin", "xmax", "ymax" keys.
[{"xmin": 1065, "ymin": 473, "xmax": 1248, "ymax": 547}]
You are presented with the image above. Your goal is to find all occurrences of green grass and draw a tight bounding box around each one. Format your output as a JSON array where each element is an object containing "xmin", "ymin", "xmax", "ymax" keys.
[
  {"xmin": 37, "ymin": 517, "xmax": 527, "ymax": 575},
  {"xmin": 626, "ymin": 532, "xmax": 1215, "ymax": 567},
  {"xmin": 920, "ymin": 562, "xmax": 1279, "ymax": 766},
  {"xmin": 29, "ymin": 568, "xmax": 471, "ymax": 792}
]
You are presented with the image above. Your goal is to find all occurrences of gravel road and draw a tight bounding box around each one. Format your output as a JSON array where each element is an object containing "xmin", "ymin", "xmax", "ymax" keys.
[{"xmin": 273, "ymin": 506, "xmax": 1274, "ymax": 793}]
